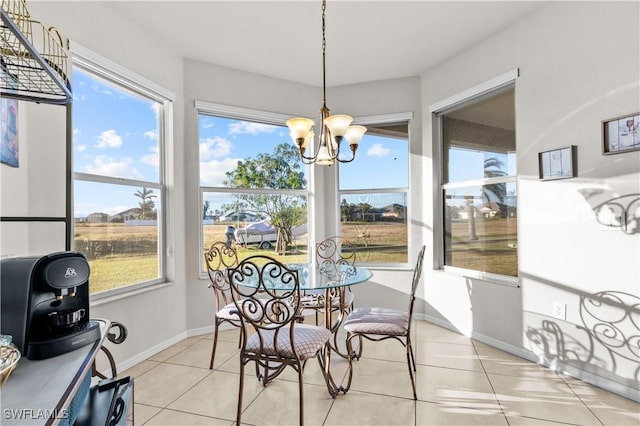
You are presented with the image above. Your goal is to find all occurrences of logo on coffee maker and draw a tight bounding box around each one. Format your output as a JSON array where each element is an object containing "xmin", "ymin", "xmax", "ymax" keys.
[{"xmin": 64, "ymin": 268, "xmax": 78, "ymax": 278}]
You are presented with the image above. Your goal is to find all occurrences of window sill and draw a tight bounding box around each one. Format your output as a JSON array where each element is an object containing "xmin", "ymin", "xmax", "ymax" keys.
[
  {"xmin": 90, "ymin": 281, "xmax": 176, "ymax": 307},
  {"xmin": 440, "ymin": 266, "xmax": 520, "ymax": 288}
]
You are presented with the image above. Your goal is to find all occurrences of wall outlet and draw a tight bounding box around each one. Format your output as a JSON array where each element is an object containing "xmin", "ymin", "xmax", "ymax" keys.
[{"xmin": 552, "ymin": 301, "xmax": 566, "ymax": 320}]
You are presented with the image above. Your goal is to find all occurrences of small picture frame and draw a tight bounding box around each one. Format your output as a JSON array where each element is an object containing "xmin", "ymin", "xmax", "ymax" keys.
[
  {"xmin": 538, "ymin": 146, "xmax": 576, "ymax": 180},
  {"xmin": 602, "ymin": 112, "xmax": 640, "ymax": 155}
]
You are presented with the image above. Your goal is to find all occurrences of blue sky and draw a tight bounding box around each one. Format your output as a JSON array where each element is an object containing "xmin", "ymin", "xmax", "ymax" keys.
[
  {"xmin": 71, "ymin": 65, "xmax": 410, "ymax": 217},
  {"xmin": 72, "ymin": 66, "xmax": 515, "ymax": 217}
]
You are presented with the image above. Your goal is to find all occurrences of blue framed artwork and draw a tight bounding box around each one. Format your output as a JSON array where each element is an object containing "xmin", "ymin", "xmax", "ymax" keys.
[{"xmin": 1, "ymin": 70, "xmax": 19, "ymax": 168}]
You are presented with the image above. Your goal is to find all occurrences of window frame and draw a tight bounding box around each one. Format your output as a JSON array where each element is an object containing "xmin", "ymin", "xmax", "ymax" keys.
[
  {"xmin": 338, "ymin": 112, "xmax": 413, "ymax": 268},
  {"xmin": 195, "ymin": 101, "xmax": 310, "ymax": 275},
  {"xmin": 430, "ymin": 69, "xmax": 520, "ymax": 285},
  {"xmin": 70, "ymin": 42, "xmax": 175, "ymax": 299}
]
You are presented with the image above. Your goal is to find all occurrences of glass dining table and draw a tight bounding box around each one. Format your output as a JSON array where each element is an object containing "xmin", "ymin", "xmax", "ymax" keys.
[{"xmin": 238, "ymin": 262, "xmax": 372, "ymax": 396}]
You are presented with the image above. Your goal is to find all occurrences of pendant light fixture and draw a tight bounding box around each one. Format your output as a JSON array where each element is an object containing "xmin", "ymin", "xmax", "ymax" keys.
[{"xmin": 286, "ymin": 0, "xmax": 366, "ymax": 166}]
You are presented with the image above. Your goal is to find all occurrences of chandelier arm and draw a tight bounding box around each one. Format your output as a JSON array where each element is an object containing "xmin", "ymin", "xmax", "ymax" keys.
[{"xmin": 336, "ymin": 149, "xmax": 357, "ymax": 163}]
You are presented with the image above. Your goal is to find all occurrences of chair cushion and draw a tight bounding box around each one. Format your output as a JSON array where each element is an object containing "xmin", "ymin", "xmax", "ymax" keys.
[
  {"xmin": 343, "ymin": 307, "xmax": 409, "ymax": 336},
  {"xmin": 216, "ymin": 302, "xmax": 241, "ymax": 321},
  {"xmin": 246, "ymin": 324, "xmax": 331, "ymax": 361}
]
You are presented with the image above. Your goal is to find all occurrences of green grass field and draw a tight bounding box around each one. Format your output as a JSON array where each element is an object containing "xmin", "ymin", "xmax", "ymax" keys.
[{"xmin": 76, "ymin": 218, "xmax": 516, "ymax": 294}]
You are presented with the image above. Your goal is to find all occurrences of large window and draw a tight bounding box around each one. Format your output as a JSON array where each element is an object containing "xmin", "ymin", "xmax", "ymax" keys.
[
  {"xmin": 71, "ymin": 47, "xmax": 173, "ymax": 296},
  {"xmin": 339, "ymin": 118, "xmax": 410, "ymax": 264},
  {"xmin": 438, "ymin": 85, "xmax": 518, "ymax": 277},
  {"xmin": 197, "ymin": 103, "xmax": 309, "ymax": 270}
]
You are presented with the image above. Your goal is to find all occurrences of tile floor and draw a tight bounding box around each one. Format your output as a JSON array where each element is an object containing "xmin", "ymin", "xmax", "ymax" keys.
[{"xmin": 124, "ymin": 320, "xmax": 639, "ymax": 425}]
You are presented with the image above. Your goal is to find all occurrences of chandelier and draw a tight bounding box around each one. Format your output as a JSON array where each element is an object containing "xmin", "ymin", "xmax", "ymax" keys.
[{"xmin": 285, "ymin": 0, "xmax": 367, "ymax": 166}]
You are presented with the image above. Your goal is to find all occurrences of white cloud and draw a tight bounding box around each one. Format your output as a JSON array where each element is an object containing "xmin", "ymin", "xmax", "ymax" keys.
[
  {"xmin": 201, "ymin": 117, "xmax": 214, "ymax": 129},
  {"xmin": 228, "ymin": 121, "xmax": 278, "ymax": 135},
  {"xmin": 141, "ymin": 145, "xmax": 159, "ymax": 168},
  {"xmin": 200, "ymin": 158, "xmax": 241, "ymax": 186},
  {"xmin": 83, "ymin": 155, "xmax": 143, "ymax": 179},
  {"xmin": 91, "ymin": 83, "xmax": 113, "ymax": 97},
  {"xmin": 200, "ymin": 136, "xmax": 232, "ymax": 160},
  {"xmin": 76, "ymin": 144, "xmax": 86, "ymax": 152},
  {"xmin": 367, "ymin": 143, "xmax": 391, "ymax": 157},
  {"xmin": 144, "ymin": 130, "xmax": 158, "ymax": 141},
  {"xmin": 73, "ymin": 128, "xmax": 81, "ymax": 137},
  {"xmin": 95, "ymin": 129, "xmax": 123, "ymax": 149}
]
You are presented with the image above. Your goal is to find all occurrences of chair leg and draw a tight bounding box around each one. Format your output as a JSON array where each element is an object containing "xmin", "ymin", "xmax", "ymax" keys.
[
  {"xmin": 406, "ymin": 339, "xmax": 417, "ymax": 400},
  {"xmin": 210, "ymin": 319, "xmax": 220, "ymax": 369},
  {"xmin": 237, "ymin": 358, "xmax": 245, "ymax": 425},
  {"xmin": 408, "ymin": 338, "xmax": 417, "ymax": 372},
  {"xmin": 342, "ymin": 332, "xmax": 356, "ymax": 393},
  {"xmin": 298, "ymin": 365, "xmax": 305, "ymax": 426}
]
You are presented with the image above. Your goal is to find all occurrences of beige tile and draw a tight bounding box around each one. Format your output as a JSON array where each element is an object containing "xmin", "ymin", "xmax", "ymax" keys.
[
  {"xmin": 134, "ymin": 403, "xmax": 162, "ymax": 426},
  {"xmin": 416, "ymin": 401, "xmax": 508, "ymax": 425},
  {"xmin": 165, "ymin": 338, "xmax": 239, "ymax": 370},
  {"xmin": 240, "ymin": 380, "xmax": 334, "ymax": 425},
  {"xmin": 344, "ymin": 357, "xmax": 416, "ymax": 399},
  {"xmin": 201, "ymin": 327, "xmax": 243, "ymax": 344},
  {"xmin": 415, "ymin": 340, "xmax": 483, "ymax": 372},
  {"xmin": 415, "ymin": 321, "xmax": 473, "ymax": 345},
  {"xmin": 168, "ymin": 369, "xmax": 263, "ymax": 421},
  {"xmin": 145, "ymin": 408, "xmax": 232, "ymax": 425},
  {"xmin": 134, "ymin": 363, "xmax": 211, "ymax": 407},
  {"xmin": 416, "ymin": 365, "xmax": 500, "ymax": 410},
  {"xmin": 148, "ymin": 337, "xmax": 203, "ymax": 362},
  {"xmin": 505, "ymin": 415, "xmax": 578, "ymax": 425},
  {"xmin": 488, "ymin": 372, "xmax": 602, "ymax": 425},
  {"xmin": 564, "ymin": 377, "xmax": 640, "ymax": 426},
  {"xmin": 325, "ymin": 390, "xmax": 416, "ymax": 425},
  {"xmin": 121, "ymin": 360, "xmax": 161, "ymax": 379},
  {"xmin": 474, "ymin": 341, "xmax": 558, "ymax": 379}
]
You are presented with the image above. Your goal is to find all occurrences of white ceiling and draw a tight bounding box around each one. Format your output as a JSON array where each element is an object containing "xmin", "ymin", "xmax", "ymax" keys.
[{"xmin": 106, "ymin": 1, "xmax": 546, "ymax": 88}]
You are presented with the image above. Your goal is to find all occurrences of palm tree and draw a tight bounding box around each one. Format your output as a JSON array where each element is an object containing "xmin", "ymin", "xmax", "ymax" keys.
[
  {"xmin": 134, "ymin": 187, "xmax": 157, "ymax": 220},
  {"xmin": 483, "ymin": 157, "xmax": 507, "ymax": 204},
  {"xmin": 465, "ymin": 157, "xmax": 507, "ymax": 240}
]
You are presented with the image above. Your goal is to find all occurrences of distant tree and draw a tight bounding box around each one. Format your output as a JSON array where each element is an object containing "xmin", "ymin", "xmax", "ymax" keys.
[
  {"xmin": 357, "ymin": 203, "xmax": 372, "ymax": 221},
  {"xmin": 224, "ymin": 143, "xmax": 307, "ymax": 254},
  {"xmin": 203, "ymin": 200, "xmax": 210, "ymax": 220},
  {"xmin": 464, "ymin": 156, "xmax": 507, "ymax": 240},
  {"xmin": 482, "ymin": 157, "xmax": 507, "ymax": 204},
  {"xmin": 134, "ymin": 187, "xmax": 157, "ymax": 220}
]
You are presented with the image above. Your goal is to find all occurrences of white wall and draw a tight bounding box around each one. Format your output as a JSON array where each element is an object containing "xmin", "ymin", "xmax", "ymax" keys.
[
  {"xmin": 24, "ymin": 1, "xmax": 189, "ymax": 366},
  {"xmin": 181, "ymin": 59, "xmax": 424, "ymax": 331},
  {"xmin": 420, "ymin": 2, "xmax": 639, "ymax": 399},
  {"xmin": 1, "ymin": 102, "xmax": 67, "ymax": 256}
]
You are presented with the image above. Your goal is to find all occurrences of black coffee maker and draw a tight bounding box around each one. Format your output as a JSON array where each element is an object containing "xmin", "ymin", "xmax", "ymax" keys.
[{"xmin": 1, "ymin": 251, "xmax": 100, "ymax": 360}]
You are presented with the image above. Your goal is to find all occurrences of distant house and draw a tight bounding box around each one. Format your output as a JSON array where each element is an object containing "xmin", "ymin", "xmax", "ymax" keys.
[
  {"xmin": 219, "ymin": 211, "xmax": 262, "ymax": 222},
  {"xmin": 111, "ymin": 207, "xmax": 140, "ymax": 222},
  {"xmin": 87, "ymin": 212, "xmax": 109, "ymax": 223},
  {"xmin": 381, "ymin": 203, "xmax": 406, "ymax": 220},
  {"xmin": 478, "ymin": 202, "xmax": 501, "ymax": 218}
]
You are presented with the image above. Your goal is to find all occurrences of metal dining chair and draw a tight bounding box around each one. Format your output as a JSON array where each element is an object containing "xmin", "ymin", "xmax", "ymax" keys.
[
  {"xmin": 301, "ymin": 236, "xmax": 357, "ymax": 325},
  {"xmin": 342, "ymin": 245, "xmax": 426, "ymax": 400},
  {"xmin": 228, "ymin": 255, "xmax": 332, "ymax": 425},
  {"xmin": 204, "ymin": 241, "xmax": 241, "ymax": 369}
]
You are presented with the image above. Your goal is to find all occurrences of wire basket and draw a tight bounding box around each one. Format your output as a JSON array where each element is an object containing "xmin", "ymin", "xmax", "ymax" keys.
[{"xmin": 0, "ymin": 344, "xmax": 21, "ymax": 388}]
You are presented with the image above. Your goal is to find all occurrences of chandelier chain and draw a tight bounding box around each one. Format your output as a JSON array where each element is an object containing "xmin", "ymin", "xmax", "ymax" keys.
[{"xmin": 321, "ymin": 0, "xmax": 327, "ymax": 108}]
